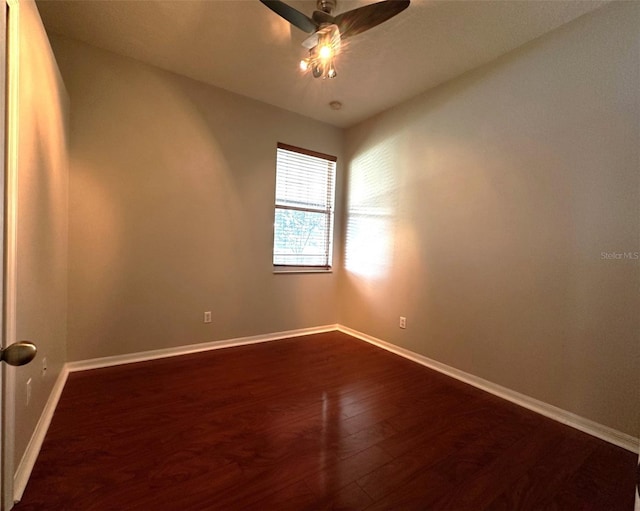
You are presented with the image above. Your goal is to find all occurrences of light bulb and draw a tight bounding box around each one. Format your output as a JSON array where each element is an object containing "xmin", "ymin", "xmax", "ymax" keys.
[
  {"xmin": 318, "ymin": 44, "xmax": 332, "ymax": 60},
  {"xmin": 299, "ymin": 59, "xmax": 309, "ymax": 72},
  {"xmin": 312, "ymin": 64, "xmax": 323, "ymax": 78},
  {"xmin": 327, "ymin": 66, "xmax": 337, "ymax": 79}
]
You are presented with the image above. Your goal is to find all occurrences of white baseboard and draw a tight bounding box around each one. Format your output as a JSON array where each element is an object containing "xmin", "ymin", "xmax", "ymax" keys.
[
  {"xmin": 14, "ymin": 364, "xmax": 69, "ymax": 503},
  {"xmin": 67, "ymin": 324, "xmax": 339, "ymax": 372},
  {"xmin": 338, "ymin": 325, "xmax": 638, "ymax": 453}
]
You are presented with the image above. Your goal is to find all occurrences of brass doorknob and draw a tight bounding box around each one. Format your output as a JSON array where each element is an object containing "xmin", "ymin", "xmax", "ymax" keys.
[{"xmin": 1, "ymin": 341, "xmax": 37, "ymax": 366}]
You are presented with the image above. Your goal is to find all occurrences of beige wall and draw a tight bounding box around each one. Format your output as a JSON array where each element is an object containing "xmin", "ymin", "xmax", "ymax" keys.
[
  {"xmin": 14, "ymin": 1, "xmax": 69, "ymax": 469},
  {"xmin": 340, "ymin": 1, "xmax": 639, "ymax": 437},
  {"xmin": 49, "ymin": 37, "xmax": 344, "ymax": 362}
]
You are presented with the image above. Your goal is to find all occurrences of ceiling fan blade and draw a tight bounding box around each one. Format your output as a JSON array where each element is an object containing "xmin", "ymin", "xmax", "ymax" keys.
[
  {"xmin": 259, "ymin": 0, "xmax": 318, "ymax": 33},
  {"xmin": 334, "ymin": 0, "xmax": 409, "ymax": 39}
]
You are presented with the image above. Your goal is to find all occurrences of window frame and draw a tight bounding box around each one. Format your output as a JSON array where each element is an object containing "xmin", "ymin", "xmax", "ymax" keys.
[{"xmin": 272, "ymin": 142, "xmax": 337, "ymax": 273}]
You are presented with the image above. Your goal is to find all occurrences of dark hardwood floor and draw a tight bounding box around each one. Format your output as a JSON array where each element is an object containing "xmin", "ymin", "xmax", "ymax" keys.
[{"xmin": 16, "ymin": 331, "xmax": 636, "ymax": 510}]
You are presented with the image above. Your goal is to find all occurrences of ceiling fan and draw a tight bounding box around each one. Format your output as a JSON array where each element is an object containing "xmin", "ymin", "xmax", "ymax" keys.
[{"xmin": 260, "ymin": 0, "xmax": 410, "ymax": 79}]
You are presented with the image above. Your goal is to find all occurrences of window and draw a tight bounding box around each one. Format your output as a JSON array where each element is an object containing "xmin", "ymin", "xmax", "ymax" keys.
[{"xmin": 273, "ymin": 143, "xmax": 337, "ymax": 270}]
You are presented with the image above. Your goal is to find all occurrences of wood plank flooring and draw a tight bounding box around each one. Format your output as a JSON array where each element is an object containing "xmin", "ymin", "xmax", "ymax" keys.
[{"xmin": 15, "ymin": 331, "xmax": 636, "ymax": 510}]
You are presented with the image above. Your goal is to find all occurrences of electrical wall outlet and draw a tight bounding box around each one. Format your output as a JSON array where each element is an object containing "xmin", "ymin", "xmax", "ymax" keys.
[
  {"xmin": 42, "ymin": 357, "xmax": 47, "ymax": 378},
  {"xmin": 26, "ymin": 378, "xmax": 32, "ymax": 406},
  {"xmin": 399, "ymin": 316, "xmax": 407, "ymax": 329},
  {"xmin": 204, "ymin": 311, "xmax": 212, "ymax": 324}
]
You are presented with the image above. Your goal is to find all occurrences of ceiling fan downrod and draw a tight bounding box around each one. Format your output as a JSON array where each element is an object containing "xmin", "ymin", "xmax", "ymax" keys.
[{"xmin": 317, "ymin": 0, "xmax": 336, "ymax": 14}]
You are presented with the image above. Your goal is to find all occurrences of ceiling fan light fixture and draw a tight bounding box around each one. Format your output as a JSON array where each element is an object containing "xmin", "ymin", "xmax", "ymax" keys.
[
  {"xmin": 299, "ymin": 29, "xmax": 339, "ymax": 79},
  {"xmin": 302, "ymin": 24, "xmax": 341, "ymax": 79}
]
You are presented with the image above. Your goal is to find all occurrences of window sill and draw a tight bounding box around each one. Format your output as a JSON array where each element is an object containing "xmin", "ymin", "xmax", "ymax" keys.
[{"xmin": 273, "ymin": 268, "xmax": 333, "ymax": 274}]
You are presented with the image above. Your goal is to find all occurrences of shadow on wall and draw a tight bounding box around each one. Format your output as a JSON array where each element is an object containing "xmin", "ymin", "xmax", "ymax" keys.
[{"xmin": 69, "ymin": 58, "xmax": 249, "ymax": 353}]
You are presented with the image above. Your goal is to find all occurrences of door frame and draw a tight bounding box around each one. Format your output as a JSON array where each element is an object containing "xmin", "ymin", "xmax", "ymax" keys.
[{"xmin": 2, "ymin": 0, "xmax": 20, "ymax": 508}]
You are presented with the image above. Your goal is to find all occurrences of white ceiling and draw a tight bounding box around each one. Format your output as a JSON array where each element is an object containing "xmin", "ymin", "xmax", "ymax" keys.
[{"xmin": 36, "ymin": 0, "xmax": 609, "ymax": 128}]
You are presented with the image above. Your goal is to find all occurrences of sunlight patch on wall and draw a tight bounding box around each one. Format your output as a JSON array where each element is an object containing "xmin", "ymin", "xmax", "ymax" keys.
[{"xmin": 344, "ymin": 137, "xmax": 399, "ymax": 278}]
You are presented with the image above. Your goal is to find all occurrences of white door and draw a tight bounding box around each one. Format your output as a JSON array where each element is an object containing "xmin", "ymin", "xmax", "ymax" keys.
[{"xmin": 1, "ymin": 2, "xmax": 38, "ymax": 509}]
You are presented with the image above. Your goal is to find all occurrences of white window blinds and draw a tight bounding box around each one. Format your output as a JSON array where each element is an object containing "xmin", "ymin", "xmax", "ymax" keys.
[{"xmin": 273, "ymin": 143, "xmax": 337, "ymax": 269}]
